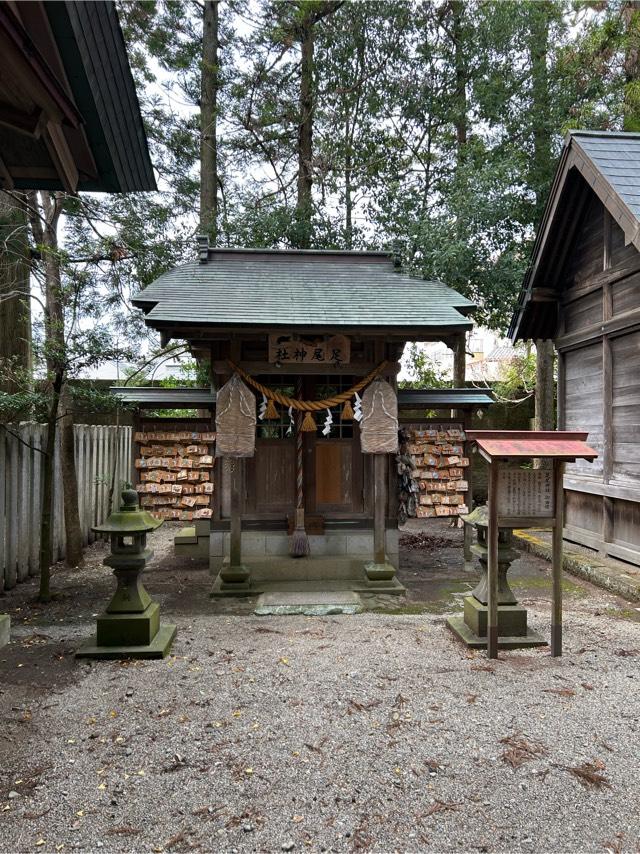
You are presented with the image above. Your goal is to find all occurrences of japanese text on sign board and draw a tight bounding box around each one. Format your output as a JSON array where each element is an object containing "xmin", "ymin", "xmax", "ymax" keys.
[
  {"xmin": 497, "ymin": 469, "xmax": 554, "ymax": 518},
  {"xmin": 268, "ymin": 334, "xmax": 351, "ymax": 366}
]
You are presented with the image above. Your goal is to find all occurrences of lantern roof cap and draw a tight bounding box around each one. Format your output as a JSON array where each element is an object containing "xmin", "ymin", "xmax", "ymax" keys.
[{"xmin": 92, "ymin": 489, "xmax": 163, "ymax": 534}]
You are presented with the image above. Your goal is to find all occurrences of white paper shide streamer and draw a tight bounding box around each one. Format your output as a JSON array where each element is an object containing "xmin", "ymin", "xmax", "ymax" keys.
[
  {"xmin": 258, "ymin": 393, "xmax": 267, "ymax": 420},
  {"xmin": 322, "ymin": 407, "xmax": 333, "ymax": 436},
  {"xmin": 353, "ymin": 392, "xmax": 363, "ymax": 422},
  {"xmin": 286, "ymin": 405, "xmax": 294, "ymax": 436}
]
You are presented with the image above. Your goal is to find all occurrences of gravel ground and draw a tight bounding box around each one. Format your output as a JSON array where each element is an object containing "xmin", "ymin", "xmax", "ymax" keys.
[{"xmin": 0, "ymin": 525, "xmax": 639, "ymax": 854}]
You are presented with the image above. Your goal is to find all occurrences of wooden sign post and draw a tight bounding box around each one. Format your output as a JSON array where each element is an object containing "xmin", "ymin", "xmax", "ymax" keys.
[{"xmin": 467, "ymin": 431, "xmax": 598, "ymax": 659}]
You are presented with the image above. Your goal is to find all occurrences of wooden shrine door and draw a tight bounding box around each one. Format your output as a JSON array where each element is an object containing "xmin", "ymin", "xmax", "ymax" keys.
[{"xmin": 306, "ymin": 377, "xmax": 365, "ymax": 516}]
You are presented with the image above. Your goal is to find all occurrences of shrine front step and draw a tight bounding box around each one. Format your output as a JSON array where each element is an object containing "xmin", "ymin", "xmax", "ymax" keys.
[
  {"xmin": 210, "ymin": 558, "xmax": 406, "ymax": 597},
  {"xmin": 255, "ymin": 590, "xmax": 364, "ymax": 616}
]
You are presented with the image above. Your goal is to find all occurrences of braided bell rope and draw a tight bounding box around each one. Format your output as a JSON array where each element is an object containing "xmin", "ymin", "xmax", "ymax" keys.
[
  {"xmin": 227, "ymin": 359, "xmax": 389, "ymax": 411},
  {"xmin": 295, "ymin": 377, "xmax": 304, "ymax": 511}
]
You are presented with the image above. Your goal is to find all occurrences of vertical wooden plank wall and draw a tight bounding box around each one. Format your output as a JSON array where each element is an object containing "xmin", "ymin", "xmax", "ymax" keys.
[{"xmin": 0, "ymin": 423, "xmax": 132, "ymax": 591}]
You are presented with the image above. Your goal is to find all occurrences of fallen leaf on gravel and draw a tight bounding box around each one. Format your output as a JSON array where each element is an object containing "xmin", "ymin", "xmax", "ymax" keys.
[
  {"xmin": 500, "ymin": 733, "xmax": 548, "ymax": 769},
  {"xmin": 108, "ymin": 825, "xmax": 140, "ymax": 836},
  {"xmin": 470, "ymin": 664, "xmax": 494, "ymax": 673},
  {"xmin": 35, "ymin": 840, "xmax": 45, "ymax": 847},
  {"xmin": 97, "ymin": 783, "xmax": 106, "ymax": 790},
  {"xmin": 614, "ymin": 648, "xmax": 639, "ymax": 657},
  {"xmin": 466, "ymin": 694, "xmax": 478, "ymax": 704},
  {"xmin": 279, "ymin": 657, "xmax": 290, "ymax": 666},
  {"xmin": 565, "ymin": 760, "xmax": 611, "ymax": 789},
  {"xmin": 602, "ymin": 831, "xmax": 625, "ymax": 853},
  {"xmin": 581, "ymin": 683, "xmax": 594, "ymax": 690},
  {"xmin": 424, "ymin": 800, "xmax": 461, "ymax": 816},
  {"xmin": 542, "ymin": 687, "xmax": 576, "ymax": 697}
]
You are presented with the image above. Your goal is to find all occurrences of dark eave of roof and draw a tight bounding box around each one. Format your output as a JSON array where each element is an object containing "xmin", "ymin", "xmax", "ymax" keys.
[
  {"xmin": 398, "ymin": 389, "xmax": 494, "ymax": 409},
  {"xmin": 509, "ymin": 130, "xmax": 640, "ymax": 341},
  {"xmin": 110, "ymin": 386, "xmax": 494, "ymax": 412},
  {"xmin": 110, "ymin": 387, "xmax": 215, "ymax": 408},
  {"xmin": 44, "ymin": 1, "xmax": 156, "ymax": 192},
  {"xmin": 0, "ymin": 1, "xmax": 155, "ymax": 193}
]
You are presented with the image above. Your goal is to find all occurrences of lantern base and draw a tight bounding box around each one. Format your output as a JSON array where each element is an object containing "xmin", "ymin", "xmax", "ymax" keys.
[
  {"xmin": 447, "ymin": 615, "xmax": 545, "ymax": 650},
  {"xmin": 447, "ymin": 596, "xmax": 546, "ymax": 650},
  {"xmin": 76, "ymin": 622, "xmax": 177, "ymax": 660}
]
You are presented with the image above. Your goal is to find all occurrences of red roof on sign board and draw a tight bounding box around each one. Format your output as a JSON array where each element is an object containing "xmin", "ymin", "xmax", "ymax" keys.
[{"xmin": 466, "ymin": 431, "xmax": 599, "ymax": 462}]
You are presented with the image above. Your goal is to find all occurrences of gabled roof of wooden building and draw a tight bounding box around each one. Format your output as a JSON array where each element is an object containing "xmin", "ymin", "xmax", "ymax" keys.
[
  {"xmin": 132, "ymin": 245, "xmax": 474, "ymax": 341},
  {"xmin": 509, "ymin": 130, "xmax": 640, "ymax": 341},
  {"xmin": 0, "ymin": 1, "xmax": 155, "ymax": 192}
]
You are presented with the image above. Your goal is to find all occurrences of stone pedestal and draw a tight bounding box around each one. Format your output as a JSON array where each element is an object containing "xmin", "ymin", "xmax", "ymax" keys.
[
  {"xmin": 448, "ymin": 505, "xmax": 545, "ymax": 650},
  {"xmin": 213, "ymin": 557, "xmax": 252, "ymax": 596}
]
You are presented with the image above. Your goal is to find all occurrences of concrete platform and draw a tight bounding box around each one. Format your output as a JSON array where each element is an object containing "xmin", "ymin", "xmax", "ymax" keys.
[
  {"xmin": 255, "ymin": 590, "xmax": 363, "ymax": 616},
  {"xmin": 514, "ymin": 529, "xmax": 640, "ymax": 602}
]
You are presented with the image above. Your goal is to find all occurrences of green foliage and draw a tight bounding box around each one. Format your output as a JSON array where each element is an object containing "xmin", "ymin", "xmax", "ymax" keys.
[
  {"xmin": 491, "ymin": 343, "xmax": 537, "ymax": 403},
  {"xmin": 399, "ymin": 344, "xmax": 448, "ymax": 390}
]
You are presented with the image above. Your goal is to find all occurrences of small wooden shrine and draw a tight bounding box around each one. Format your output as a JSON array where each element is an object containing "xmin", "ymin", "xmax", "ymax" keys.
[{"xmin": 131, "ymin": 242, "xmax": 475, "ymax": 594}]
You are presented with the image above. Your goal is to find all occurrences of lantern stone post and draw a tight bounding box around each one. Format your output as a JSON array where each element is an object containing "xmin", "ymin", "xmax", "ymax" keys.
[
  {"xmin": 447, "ymin": 505, "xmax": 545, "ymax": 650},
  {"xmin": 76, "ymin": 489, "xmax": 176, "ymax": 659}
]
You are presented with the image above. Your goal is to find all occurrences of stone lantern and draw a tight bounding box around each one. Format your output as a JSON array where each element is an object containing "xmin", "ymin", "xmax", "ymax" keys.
[
  {"xmin": 447, "ymin": 505, "xmax": 545, "ymax": 649},
  {"xmin": 76, "ymin": 489, "xmax": 177, "ymax": 659}
]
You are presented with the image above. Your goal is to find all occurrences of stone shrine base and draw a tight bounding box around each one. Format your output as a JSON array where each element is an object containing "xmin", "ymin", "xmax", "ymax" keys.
[{"xmin": 210, "ymin": 555, "xmax": 405, "ymax": 598}]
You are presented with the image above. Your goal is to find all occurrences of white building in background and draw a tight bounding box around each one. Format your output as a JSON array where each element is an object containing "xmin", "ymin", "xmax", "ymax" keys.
[
  {"xmin": 78, "ymin": 356, "xmax": 193, "ymax": 383},
  {"xmin": 401, "ymin": 328, "xmax": 518, "ymax": 384}
]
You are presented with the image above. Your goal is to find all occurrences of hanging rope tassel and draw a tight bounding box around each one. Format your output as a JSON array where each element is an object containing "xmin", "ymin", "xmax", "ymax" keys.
[
  {"xmin": 264, "ymin": 397, "xmax": 279, "ymax": 420},
  {"xmin": 290, "ymin": 380, "xmax": 310, "ymax": 558},
  {"xmin": 301, "ymin": 411, "xmax": 316, "ymax": 432},
  {"xmin": 341, "ymin": 398, "xmax": 354, "ymax": 420}
]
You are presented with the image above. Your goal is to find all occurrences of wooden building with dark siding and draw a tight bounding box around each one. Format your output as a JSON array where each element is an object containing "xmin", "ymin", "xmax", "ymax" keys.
[
  {"xmin": 0, "ymin": 1, "xmax": 156, "ymax": 193},
  {"xmin": 510, "ymin": 130, "xmax": 640, "ymax": 566}
]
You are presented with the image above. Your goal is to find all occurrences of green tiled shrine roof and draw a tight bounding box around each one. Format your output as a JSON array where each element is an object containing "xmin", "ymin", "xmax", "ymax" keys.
[{"xmin": 132, "ymin": 249, "xmax": 474, "ymax": 332}]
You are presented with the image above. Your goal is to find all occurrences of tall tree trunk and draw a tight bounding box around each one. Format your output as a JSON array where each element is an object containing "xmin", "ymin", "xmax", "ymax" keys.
[
  {"xmin": 0, "ymin": 192, "xmax": 31, "ymax": 395},
  {"xmin": 528, "ymin": 3, "xmax": 555, "ymax": 449},
  {"xmin": 451, "ymin": 0, "xmax": 468, "ymax": 163},
  {"xmin": 200, "ymin": 0, "xmax": 219, "ymax": 241},
  {"xmin": 39, "ymin": 370, "xmax": 62, "ymax": 602},
  {"xmin": 534, "ymin": 338, "xmax": 555, "ymax": 470},
  {"xmin": 28, "ymin": 191, "xmax": 84, "ymax": 594},
  {"xmin": 60, "ymin": 383, "xmax": 83, "ymax": 567},
  {"xmin": 529, "ymin": 0, "xmax": 552, "ymax": 221},
  {"xmin": 344, "ymin": 119, "xmax": 353, "ymax": 249},
  {"xmin": 296, "ymin": 9, "xmax": 314, "ymax": 249},
  {"xmin": 534, "ymin": 339, "xmax": 555, "ymax": 430}
]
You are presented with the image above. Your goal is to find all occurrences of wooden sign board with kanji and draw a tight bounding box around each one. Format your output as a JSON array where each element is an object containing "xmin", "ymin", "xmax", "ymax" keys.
[
  {"xmin": 497, "ymin": 469, "xmax": 554, "ymax": 518},
  {"xmin": 268, "ymin": 334, "xmax": 351, "ymax": 366}
]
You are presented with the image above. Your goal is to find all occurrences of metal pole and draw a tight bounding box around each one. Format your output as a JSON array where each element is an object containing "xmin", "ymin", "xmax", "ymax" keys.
[
  {"xmin": 487, "ymin": 460, "xmax": 499, "ymax": 659},
  {"xmin": 551, "ymin": 460, "xmax": 565, "ymax": 656}
]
